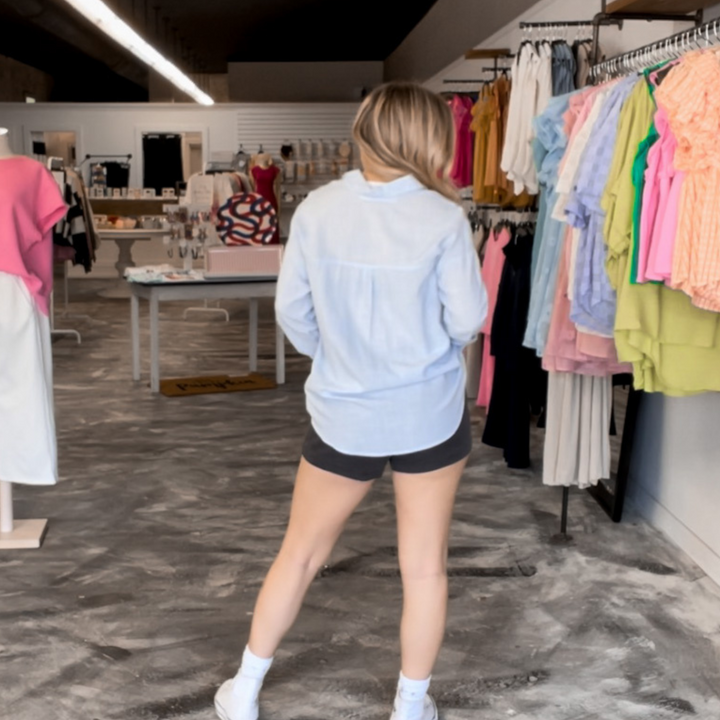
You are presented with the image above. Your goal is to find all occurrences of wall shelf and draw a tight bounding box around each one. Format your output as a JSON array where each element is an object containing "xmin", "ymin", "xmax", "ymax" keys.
[
  {"xmin": 465, "ymin": 48, "xmax": 512, "ymax": 60},
  {"xmin": 604, "ymin": 0, "xmax": 715, "ymax": 15}
]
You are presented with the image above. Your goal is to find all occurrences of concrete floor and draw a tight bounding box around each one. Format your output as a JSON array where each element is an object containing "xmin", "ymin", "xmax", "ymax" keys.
[{"xmin": 2, "ymin": 281, "xmax": 720, "ymax": 720}]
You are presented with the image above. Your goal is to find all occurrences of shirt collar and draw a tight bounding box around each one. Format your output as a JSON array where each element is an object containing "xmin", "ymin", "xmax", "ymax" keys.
[{"xmin": 343, "ymin": 170, "xmax": 425, "ymax": 198}]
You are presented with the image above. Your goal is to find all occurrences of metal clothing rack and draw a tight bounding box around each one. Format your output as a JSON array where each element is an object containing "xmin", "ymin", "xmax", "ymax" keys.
[
  {"xmin": 591, "ymin": 13, "xmax": 720, "ymax": 80},
  {"xmin": 79, "ymin": 153, "xmax": 132, "ymax": 167},
  {"xmin": 518, "ymin": 7, "xmax": 703, "ymax": 68},
  {"xmin": 553, "ymin": 381, "xmax": 644, "ymax": 543}
]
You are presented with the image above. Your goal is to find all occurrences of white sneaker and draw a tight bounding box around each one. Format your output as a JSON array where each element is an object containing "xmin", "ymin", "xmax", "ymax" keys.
[
  {"xmin": 214, "ymin": 679, "xmax": 259, "ymax": 720},
  {"xmin": 390, "ymin": 693, "xmax": 438, "ymax": 720}
]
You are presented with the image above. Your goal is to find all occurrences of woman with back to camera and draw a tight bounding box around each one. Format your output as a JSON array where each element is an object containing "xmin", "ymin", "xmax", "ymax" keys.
[{"xmin": 215, "ymin": 82, "xmax": 488, "ymax": 720}]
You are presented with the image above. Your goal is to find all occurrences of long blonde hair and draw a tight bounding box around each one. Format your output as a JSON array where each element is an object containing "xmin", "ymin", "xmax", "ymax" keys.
[{"xmin": 352, "ymin": 82, "xmax": 458, "ymax": 202}]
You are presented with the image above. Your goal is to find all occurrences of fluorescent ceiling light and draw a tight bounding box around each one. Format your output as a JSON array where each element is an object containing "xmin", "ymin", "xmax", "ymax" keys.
[{"xmin": 61, "ymin": 0, "xmax": 214, "ymax": 106}]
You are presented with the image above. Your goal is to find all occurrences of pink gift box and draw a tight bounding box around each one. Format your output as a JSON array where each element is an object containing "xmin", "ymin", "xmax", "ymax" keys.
[{"xmin": 205, "ymin": 245, "xmax": 283, "ymax": 278}]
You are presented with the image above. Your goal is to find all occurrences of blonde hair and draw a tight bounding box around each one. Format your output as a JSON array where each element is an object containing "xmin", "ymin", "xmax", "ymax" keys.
[{"xmin": 352, "ymin": 82, "xmax": 458, "ymax": 202}]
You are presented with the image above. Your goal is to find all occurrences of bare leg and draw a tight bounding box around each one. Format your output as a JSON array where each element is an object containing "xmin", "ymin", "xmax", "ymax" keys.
[
  {"xmin": 394, "ymin": 457, "xmax": 467, "ymax": 680},
  {"xmin": 248, "ymin": 458, "xmax": 374, "ymax": 658}
]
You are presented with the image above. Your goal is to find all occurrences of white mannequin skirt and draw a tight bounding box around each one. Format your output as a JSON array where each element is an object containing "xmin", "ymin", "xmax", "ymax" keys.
[{"xmin": 0, "ymin": 271, "xmax": 57, "ymax": 485}]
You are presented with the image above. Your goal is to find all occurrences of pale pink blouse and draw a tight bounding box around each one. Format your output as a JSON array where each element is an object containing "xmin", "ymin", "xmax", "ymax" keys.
[
  {"xmin": 542, "ymin": 227, "xmax": 631, "ymax": 376},
  {"xmin": 477, "ymin": 227, "xmax": 511, "ymax": 408}
]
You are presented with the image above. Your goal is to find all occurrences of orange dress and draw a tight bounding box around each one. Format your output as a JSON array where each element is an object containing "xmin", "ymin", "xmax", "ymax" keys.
[{"xmin": 656, "ymin": 51, "xmax": 720, "ymax": 312}]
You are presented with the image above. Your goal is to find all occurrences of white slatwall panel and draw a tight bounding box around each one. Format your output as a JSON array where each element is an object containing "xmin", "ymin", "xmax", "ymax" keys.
[{"xmin": 237, "ymin": 104, "xmax": 359, "ymax": 154}]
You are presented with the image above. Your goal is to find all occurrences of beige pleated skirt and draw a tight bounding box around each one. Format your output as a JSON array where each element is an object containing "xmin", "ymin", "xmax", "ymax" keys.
[
  {"xmin": 543, "ymin": 371, "xmax": 611, "ymax": 489},
  {"xmin": 0, "ymin": 271, "xmax": 57, "ymax": 485}
]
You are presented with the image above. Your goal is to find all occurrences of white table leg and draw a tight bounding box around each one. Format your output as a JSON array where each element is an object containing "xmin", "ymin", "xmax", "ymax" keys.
[
  {"xmin": 131, "ymin": 294, "xmax": 141, "ymax": 382},
  {"xmin": 150, "ymin": 294, "xmax": 160, "ymax": 393},
  {"xmin": 249, "ymin": 299, "xmax": 259, "ymax": 373},
  {"xmin": 276, "ymin": 322, "xmax": 286, "ymax": 385}
]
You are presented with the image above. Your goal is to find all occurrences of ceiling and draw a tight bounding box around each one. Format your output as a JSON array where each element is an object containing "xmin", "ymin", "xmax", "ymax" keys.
[{"xmin": 0, "ymin": 0, "xmax": 439, "ymax": 101}]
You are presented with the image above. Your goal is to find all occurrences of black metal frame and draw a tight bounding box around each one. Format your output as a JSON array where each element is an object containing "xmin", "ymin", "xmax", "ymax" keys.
[
  {"xmin": 553, "ymin": 383, "xmax": 644, "ymax": 541},
  {"xmin": 591, "ymin": 3, "xmax": 704, "ymax": 63},
  {"xmin": 587, "ymin": 386, "xmax": 644, "ymax": 523},
  {"xmin": 79, "ymin": 153, "xmax": 132, "ymax": 167}
]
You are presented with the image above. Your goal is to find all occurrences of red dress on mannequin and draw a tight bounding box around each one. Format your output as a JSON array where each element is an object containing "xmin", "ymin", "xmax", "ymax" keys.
[{"xmin": 251, "ymin": 164, "xmax": 281, "ymax": 243}]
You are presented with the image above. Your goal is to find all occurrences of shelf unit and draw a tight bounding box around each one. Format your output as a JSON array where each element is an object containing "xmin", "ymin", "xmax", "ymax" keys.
[{"xmin": 604, "ymin": 0, "xmax": 716, "ymax": 15}]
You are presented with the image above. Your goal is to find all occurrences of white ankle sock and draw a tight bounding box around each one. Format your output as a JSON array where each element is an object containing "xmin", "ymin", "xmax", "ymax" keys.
[
  {"xmin": 232, "ymin": 646, "xmax": 274, "ymax": 706},
  {"xmin": 395, "ymin": 672, "xmax": 431, "ymax": 719}
]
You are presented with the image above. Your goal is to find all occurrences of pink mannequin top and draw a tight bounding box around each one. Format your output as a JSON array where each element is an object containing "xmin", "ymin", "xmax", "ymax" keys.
[
  {"xmin": 0, "ymin": 156, "xmax": 67, "ymax": 315},
  {"xmin": 477, "ymin": 227, "xmax": 511, "ymax": 408}
]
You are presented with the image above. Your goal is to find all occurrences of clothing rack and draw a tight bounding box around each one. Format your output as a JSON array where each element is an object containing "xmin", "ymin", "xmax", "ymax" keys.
[
  {"xmin": 553, "ymin": 380, "xmax": 644, "ymax": 542},
  {"xmin": 519, "ymin": 8, "xmax": 702, "ymax": 67},
  {"xmin": 79, "ymin": 153, "xmax": 132, "ymax": 167},
  {"xmin": 591, "ymin": 14, "xmax": 720, "ymax": 80}
]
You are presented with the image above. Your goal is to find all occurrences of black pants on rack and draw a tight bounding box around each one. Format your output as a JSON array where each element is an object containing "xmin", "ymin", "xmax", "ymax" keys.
[{"xmin": 482, "ymin": 226, "xmax": 546, "ymax": 469}]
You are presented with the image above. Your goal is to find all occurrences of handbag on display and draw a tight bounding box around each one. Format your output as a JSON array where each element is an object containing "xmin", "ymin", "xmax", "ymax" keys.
[{"xmin": 216, "ymin": 192, "xmax": 278, "ymax": 247}]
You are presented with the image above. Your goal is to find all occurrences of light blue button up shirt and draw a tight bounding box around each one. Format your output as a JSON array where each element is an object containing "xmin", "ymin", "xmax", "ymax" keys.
[{"xmin": 275, "ymin": 170, "xmax": 487, "ymax": 457}]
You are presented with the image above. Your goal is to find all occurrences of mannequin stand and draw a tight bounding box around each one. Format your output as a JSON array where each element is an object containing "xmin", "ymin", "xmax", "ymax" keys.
[
  {"xmin": 550, "ymin": 487, "xmax": 573, "ymax": 544},
  {"xmin": 0, "ymin": 481, "xmax": 48, "ymax": 549}
]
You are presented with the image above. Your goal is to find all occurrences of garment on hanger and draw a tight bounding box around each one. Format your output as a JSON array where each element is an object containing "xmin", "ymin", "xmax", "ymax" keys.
[
  {"xmin": 573, "ymin": 40, "xmax": 595, "ymax": 88},
  {"xmin": 482, "ymin": 225, "xmax": 544, "ymax": 468},
  {"xmin": 552, "ymin": 41, "xmax": 576, "ymax": 96},
  {"xmin": 565, "ymin": 73, "xmax": 639, "ymax": 338},
  {"xmin": 471, "ymin": 86, "xmax": 495, "ymax": 204},
  {"xmin": 53, "ymin": 172, "xmax": 96, "ymax": 272},
  {"xmin": 604, "ymin": 54, "xmax": 720, "ymax": 396},
  {"xmin": 470, "ymin": 76, "xmax": 534, "ymax": 208},
  {"xmin": 501, "ymin": 40, "xmax": 552, "ymax": 196},
  {"xmin": 449, "ymin": 94, "xmax": 475, "ymax": 188},
  {"xmin": 100, "ymin": 161, "xmax": 130, "ymax": 188},
  {"xmin": 476, "ymin": 225, "xmax": 511, "ymax": 408},
  {"xmin": 524, "ymin": 93, "xmax": 573, "ymax": 355},
  {"xmin": 643, "ymin": 106, "xmax": 685, "ymax": 283},
  {"xmin": 655, "ymin": 51, "xmax": 720, "ymax": 312},
  {"xmin": 543, "ymin": 371, "xmax": 611, "ymax": 488}
]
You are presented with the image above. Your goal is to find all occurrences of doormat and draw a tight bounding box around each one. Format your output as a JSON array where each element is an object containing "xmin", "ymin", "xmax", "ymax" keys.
[{"xmin": 160, "ymin": 373, "xmax": 277, "ymax": 397}]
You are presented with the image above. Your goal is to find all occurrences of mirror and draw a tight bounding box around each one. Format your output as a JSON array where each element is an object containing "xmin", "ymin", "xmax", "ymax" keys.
[
  {"xmin": 142, "ymin": 131, "xmax": 203, "ymax": 195},
  {"xmin": 31, "ymin": 131, "xmax": 77, "ymax": 166}
]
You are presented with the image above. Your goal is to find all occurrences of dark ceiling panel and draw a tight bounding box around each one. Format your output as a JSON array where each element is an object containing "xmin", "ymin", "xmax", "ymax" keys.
[
  {"xmin": 0, "ymin": 0, "xmax": 440, "ymax": 99},
  {"xmin": 0, "ymin": 0, "xmax": 148, "ymax": 101},
  {"xmin": 126, "ymin": 0, "xmax": 440, "ymax": 70}
]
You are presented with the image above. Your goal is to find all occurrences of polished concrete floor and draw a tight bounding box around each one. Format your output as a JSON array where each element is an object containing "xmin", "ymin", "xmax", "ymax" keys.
[{"xmin": 2, "ymin": 281, "xmax": 720, "ymax": 720}]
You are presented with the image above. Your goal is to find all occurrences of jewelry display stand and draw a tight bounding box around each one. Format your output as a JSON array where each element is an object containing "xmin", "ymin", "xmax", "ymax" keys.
[{"xmin": 0, "ymin": 481, "xmax": 48, "ymax": 550}]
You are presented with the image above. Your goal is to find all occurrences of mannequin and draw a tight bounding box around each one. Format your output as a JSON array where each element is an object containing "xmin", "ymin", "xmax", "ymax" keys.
[
  {"xmin": 250, "ymin": 153, "xmax": 282, "ymax": 244},
  {"xmin": 0, "ymin": 128, "xmax": 14, "ymax": 158},
  {"xmin": 0, "ymin": 128, "xmax": 15, "ymax": 539},
  {"xmin": 0, "ymin": 132, "xmax": 66, "ymax": 547}
]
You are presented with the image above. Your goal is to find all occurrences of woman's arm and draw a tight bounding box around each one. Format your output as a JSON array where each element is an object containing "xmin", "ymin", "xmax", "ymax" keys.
[
  {"xmin": 275, "ymin": 219, "xmax": 319, "ymax": 359},
  {"xmin": 436, "ymin": 210, "xmax": 488, "ymax": 348}
]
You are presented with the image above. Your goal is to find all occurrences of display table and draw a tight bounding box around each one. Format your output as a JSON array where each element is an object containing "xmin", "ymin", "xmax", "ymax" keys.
[
  {"xmin": 128, "ymin": 278, "xmax": 285, "ymax": 393},
  {"xmin": 98, "ymin": 228, "xmax": 168, "ymax": 298}
]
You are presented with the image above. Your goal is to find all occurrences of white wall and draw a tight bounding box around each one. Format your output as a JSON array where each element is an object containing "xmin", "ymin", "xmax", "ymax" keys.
[
  {"xmin": 228, "ymin": 62, "xmax": 383, "ymax": 102},
  {"xmin": 628, "ymin": 394, "xmax": 720, "ymax": 587},
  {"xmin": 0, "ymin": 101, "xmax": 359, "ymax": 277},
  {"xmin": 0, "ymin": 101, "xmax": 359, "ymax": 189}
]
